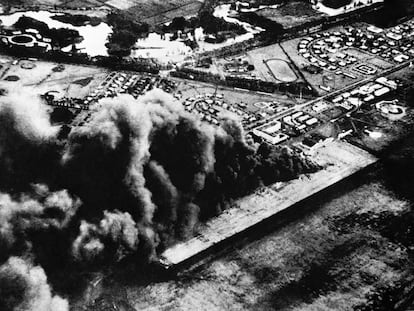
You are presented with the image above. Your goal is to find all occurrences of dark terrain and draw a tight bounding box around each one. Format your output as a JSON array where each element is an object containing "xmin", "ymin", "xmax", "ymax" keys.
[{"xmin": 70, "ymin": 133, "xmax": 414, "ymax": 311}]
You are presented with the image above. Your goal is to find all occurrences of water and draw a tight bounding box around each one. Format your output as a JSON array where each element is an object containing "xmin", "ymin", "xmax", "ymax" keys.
[
  {"xmin": 195, "ymin": 4, "xmax": 264, "ymax": 52},
  {"xmin": 235, "ymin": 2, "xmax": 281, "ymax": 13},
  {"xmin": 0, "ymin": 5, "xmax": 262, "ymax": 63},
  {"xmin": 131, "ymin": 4, "xmax": 264, "ymax": 63},
  {"xmin": 313, "ymin": 0, "xmax": 384, "ymax": 16},
  {"xmin": 0, "ymin": 11, "xmax": 112, "ymax": 57},
  {"xmin": 131, "ymin": 32, "xmax": 192, "ymax": 64}
]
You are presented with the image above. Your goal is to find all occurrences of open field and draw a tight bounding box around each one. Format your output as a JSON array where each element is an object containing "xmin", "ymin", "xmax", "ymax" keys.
[
  {"xmin": 345, "ymin": 109, "xmax": 414, "ymax": 153},
  {"xmin": 265, "ymin": 58, "xmax": 298, "ymax": 82},
  {"xmin": 342, "ymin": 67, "xmax": 414, "ymax": 153},
  {"xmin": 0, "ymin": 0, "xmax": 107, "ymax": 10},
  {"xmin": 0, "ymin": 0, "xmax": 202, "ymax": 26},
  {"xmin": 175, "ymin": 79, "xmax": 305, "ymax": 108},
  {"xmin": 72, "ymin": 164, "xmax": 414, "ymax": 311},
  {"xmin": 104, "ymin": 0, "xmax": 200, "ymax": 11},
  {"xmin": 118, "ymin": 0, "xmax": 203, "ymax": 25},
  {"xmin": 161, "ymin": 140, "xmax": 378, "ymax": 267},
  {"xmin": 245, "ymin": 44, "xmax": 293, "ymax": 82},
  {"xmin": 214, "ymin": 44, "xmax": 303, "ymax": 84},
  {"xmin": 0, "ymin": 0, "xmax": 63, "ymax": 7},
  {"xmin": 0, "ymin": 57, "xmax": 108, "ymax": 99},
  {"xmin": 256, "ymin": 0, "xmax": 324, "ymax": 29},
  {"xmin": 216, "ymin": 44, "xmax": 304, "ymax": 84}
]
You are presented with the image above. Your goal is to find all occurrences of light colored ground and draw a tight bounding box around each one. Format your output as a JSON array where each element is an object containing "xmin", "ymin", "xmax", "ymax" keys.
[
  {"xmin": 78, "ymin": 174, "xmax": 413, "ymax": 311},
  {"xmin": 314, "ymin": 0, "xmax": 384, "ymax": 16},
  {"xmin": 161, "ymin": 140, "xmax": 378, "ymax": 266},
  {"xmin": 0, "ymin": 0, "xmax": 104, "ymax": 9},
  {"xmin": 175, "ymin": 79, "xmax": 303, "ymax": 114},
  {"xmin": 117, "ymin": 0, "xmax": 203, "ymax": 25},
  {"xmin": 244, "ymin": 44, "xmax": 295, "ymax": 83},
  {"xmin": 0, "ymin": 58, "xmax": 108, "ymax": 99},
  {"xmin": 105, "ymin": 0, "xmax": 137, "ymax": 10},
  {"xmin": 257, "ymin": 1, "xmax": 324, "ymax": 29},
  {"xmin": 265, "ymin": 59, "xmax": 298, "ymax": 82},
  {"xmin": 345, "ymin": 48, "xmax": 393, "ymax": 71}
]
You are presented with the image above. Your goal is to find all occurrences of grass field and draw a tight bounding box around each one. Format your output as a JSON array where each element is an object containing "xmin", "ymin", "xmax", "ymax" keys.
[
  {"xmin": 345, "ymin": 48, "xmax": 394, "ymax": 71},
  {"xmin": 265, "ymin": 58, "xmax": 298, "ymax": 82},
  {"xmin": 0, "ymin": 0, "xmax": 104, "ymax": 9},
  {"xmin": 114, "ymin": 0, "xmax": 203, "ymax": 25},
  {"xmin": 0, "ymin": 57, "xmax": 108, "ymax": 99},
  {"xmin": 246, "ymin": 44, "xmax": 298, "ymax": 83},
  {"xmin": 71, "ymin": 168, "xmax": 414, "ymax": 311},
  {"xmin": 216, "ymin": 44, "xmax": 304, "ymax": 84},
  {"xmin": 257, "ymin": 1, "xmax": 324, "ymax": 29},
  {"xmin": 0, "ymin": 0, "xmax": 203, "ymax": 27}
]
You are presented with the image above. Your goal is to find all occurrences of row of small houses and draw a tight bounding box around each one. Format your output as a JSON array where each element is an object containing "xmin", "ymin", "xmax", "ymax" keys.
[
  {"xmin": 197, "ymin": 1, "xmax": 384, "ymax": 61},
  {"xmin": 171, "ymin": 66, "xmax": 316, "ymax": 97},
  {"xmin": 0, "ymin": 27, "xmax": 52, "ymax": 52}
]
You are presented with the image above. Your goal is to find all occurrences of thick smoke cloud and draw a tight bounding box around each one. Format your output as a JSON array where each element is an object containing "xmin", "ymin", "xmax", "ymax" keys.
[
  {"xmin": 72, "ymin": 210, "xmax": 139, "ymax": 264},
  {"xmin": 0, "ymin": 185, "xmax": 80, "ymax": 262},
  {"xmin": 0, "ymin": 90, "xmax": 61, "ymax": 191},
  {"xmin": 61, "ymin": 91, "xmax": 221, "ymax": 249},
  {"xmin": 0, "ymin": 88, "xmax": 319, "ymax": 305},
  {"xmin": 0, "ymin": 257, "xmax": 68, "ymax": 311}
]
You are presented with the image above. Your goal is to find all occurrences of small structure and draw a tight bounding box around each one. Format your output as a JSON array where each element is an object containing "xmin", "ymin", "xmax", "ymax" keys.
[
  {"xmin": 253, "ymin": 120, "xmax": 289, "ymax": 145},
  {"xmin": 376, "ymin": 100, "xmax": 406, "ymax": 120}
]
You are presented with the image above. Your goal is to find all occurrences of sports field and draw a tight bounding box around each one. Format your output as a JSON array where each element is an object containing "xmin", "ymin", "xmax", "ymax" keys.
[{"xmin": 265, "ymin": 59, "xmax": 298, "ymax": 82}]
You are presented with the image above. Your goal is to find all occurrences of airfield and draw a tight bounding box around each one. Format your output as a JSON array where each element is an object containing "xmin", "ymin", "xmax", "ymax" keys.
[
  {"xmin": 1, "ymin": 15, "xmax": 413, "ymax": 276},
  {"xmin": 1, "ymin": 0, "xmax": 414, "ymax": 310}
]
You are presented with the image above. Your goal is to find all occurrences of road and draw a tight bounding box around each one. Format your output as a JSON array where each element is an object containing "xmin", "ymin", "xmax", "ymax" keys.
[{"xmin": 245, "ymin": 59, "xmax": 413, "ymax": 135}]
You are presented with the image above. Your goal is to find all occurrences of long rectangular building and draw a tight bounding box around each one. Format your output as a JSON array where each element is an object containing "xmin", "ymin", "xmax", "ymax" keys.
[{"xmin": 159, "ymin": 140, "xmax": 378, "ymax": 271}]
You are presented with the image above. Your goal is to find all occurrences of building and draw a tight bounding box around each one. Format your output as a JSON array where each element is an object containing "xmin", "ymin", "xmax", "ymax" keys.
[{"xmin": 253, "ymin": 121, "xmax": 289, "ymax": 145}]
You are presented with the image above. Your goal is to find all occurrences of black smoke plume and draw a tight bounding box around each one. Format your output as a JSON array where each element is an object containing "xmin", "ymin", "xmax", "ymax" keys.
[
  {"xmin": 0, "ymin": 91, "xmax": 61, "ymax": 191},
  {"xmin": 0, "ymin": 257, "xmax": 68, "ymax": 311},
  {"xmin": 0, "ymin": 184, "xmax": 80, "ymax": 263},
  {"xmin": 0, "ymin": 88, "xmax": 319, "ymax": 304}
]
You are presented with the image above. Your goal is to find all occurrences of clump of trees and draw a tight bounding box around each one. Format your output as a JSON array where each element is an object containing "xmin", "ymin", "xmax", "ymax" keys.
[
  {"xmin": 238, "ymin": 11, "xmax": 284, "ymax": 35},
  {"xmin": 162, "ymin": 13, "xmax": 246, "ymax": 36},
  {"xmin": 366, "ymin": 0, "xmax": 414, "ymax": 27},
  {"xmin": 51, "ymin": 14, "xmax": 102, "ymax": 27},
  {"xmin": 105, "ymin": 12, "xmax": 149, "ymax": 58},
  {"xmin": 50, "ymin": 107, "xmax": 76, "ymax": 124},
  {"xmin": 14, "ymin": 16, "xmax": 80, "ymax": 48},
  {"xmin": 200, "ymin": 11, "xmax": 246, "ymax": 35},
  {"xmin": 321, "ymin": 0, "xmax": 353, "ymax": 9}
]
